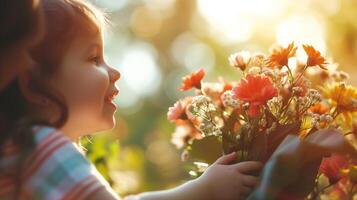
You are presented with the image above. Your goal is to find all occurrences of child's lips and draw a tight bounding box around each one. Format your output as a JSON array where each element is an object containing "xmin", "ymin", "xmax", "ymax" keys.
[{"xmin": 105, "ymin": 89, "xmax": 119, "ymax": 102}]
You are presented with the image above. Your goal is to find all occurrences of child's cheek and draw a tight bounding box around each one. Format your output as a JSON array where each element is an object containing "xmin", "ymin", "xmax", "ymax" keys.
[{"xmin": 68, "ymin": 68, "xmax": 109, "ymax": 114}]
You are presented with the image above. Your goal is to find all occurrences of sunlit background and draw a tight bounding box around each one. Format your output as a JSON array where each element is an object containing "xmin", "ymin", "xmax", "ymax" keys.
[{"xmin": 85, "ymin": 0, "xmax": 357, "ymax": 196}]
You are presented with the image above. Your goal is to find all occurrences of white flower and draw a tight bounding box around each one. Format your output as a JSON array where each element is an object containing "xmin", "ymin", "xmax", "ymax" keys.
[
  {"xmin": 229, "ymin": 51, "xmax": 251, "ymax": 71},
  {"xmin": 199, "ymin": 120, "xmax": 222, "ymax": 136},
  {"xmin": 319, "ymin": 114, "xmax": 333, "ymax": 123},
  {"xmin": 221, "ymin": 90, "xmax": 241, "ymax": 109},
  {"xmin": 250, "ymin": 53, "xmax": 266, "ymax": 67},
  {"xmin": 292, "ymin": 86, "xmax": 303, "ymax": 94},
  {"xmin": 192, "ymin": 95, "xmax": 211, "ymax": 106},
  {"xmin": 297, "ymin": 96, "xmax": 309, "ymax": 107},
  {"xmin": 248, "ymin": 67, "xmax": 261, "ymax": 75},
  {"xmin": 307, "ymin": 89, "xmax": 322, "ymax": 102},
  {"xmin": 262, "ymin": 68, "xmax": 274, "ymax": 77}
]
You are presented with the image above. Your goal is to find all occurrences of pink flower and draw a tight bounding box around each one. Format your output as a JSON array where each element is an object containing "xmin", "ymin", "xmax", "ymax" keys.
[
  {"xmin": 179, "ymin": 69, "xmax": 205, "ymax": 91},
  {"xmin": 171, "ymin": 120, "xmax": 202, "ymax": 149},
  {"xmin": 233, "ymin": 74, "xmax": 278, "ymax": 117},
  {"xmin": 167, "ymin": 97, "xmax": 193, "ymax": 122},
  {"xmin": 167, "ymin": 100, "xmax": 185, "ymax": 122}
]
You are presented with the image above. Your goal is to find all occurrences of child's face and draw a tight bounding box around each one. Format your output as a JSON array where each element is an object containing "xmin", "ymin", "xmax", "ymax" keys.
[{"xmin": 52, "ymin": 31, "xmax": 120, "ymax": 139}]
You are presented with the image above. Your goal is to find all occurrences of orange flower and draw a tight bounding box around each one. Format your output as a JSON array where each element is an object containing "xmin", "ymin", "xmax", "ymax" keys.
[
  {"xmin": 303, "ymin": 44, "xmax": 328, "ymax": 69},
  {"xmin": 308, "ymin": 103, "xmax": 329, "ymax": 115},
  {"xmin": 233, "ymin": 74, "xmax": 278, "ymax": 117},
  {"xmin": 179, "ymin": 69, "xmax": 205, "ymax": 91},
  {"xmin": 320, "ymin": 154, "xmax": 349, "ymax": 184},
  {"xmin": 266, "ymin": 42, "xmax": 297, "ymax": 68}
]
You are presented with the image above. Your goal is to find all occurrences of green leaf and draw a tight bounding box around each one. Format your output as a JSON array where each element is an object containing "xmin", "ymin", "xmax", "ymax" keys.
[{"xmin": 189, "ymin": 135, "xmax": 223, "ymax": 164}]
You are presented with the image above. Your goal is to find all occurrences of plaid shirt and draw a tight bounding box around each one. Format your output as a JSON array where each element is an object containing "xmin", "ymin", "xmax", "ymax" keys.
[{"xmin": 0, "ymin": 126, "xmax": 118, "ymax": 200}]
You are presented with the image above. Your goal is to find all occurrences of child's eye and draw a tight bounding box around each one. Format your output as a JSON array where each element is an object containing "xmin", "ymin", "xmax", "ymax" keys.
[{"xmin": 90, "ymin": 56, "xmax": 101, "ymax": 65}]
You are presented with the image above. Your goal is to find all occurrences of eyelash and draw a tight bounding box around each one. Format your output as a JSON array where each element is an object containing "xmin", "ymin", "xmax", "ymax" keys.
[{"xmin": 90, "ymin": 56, "xmax": 101, "ymax": 65}]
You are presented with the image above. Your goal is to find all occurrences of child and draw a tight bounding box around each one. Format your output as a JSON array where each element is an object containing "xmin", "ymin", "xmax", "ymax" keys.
[{"xmin": 0, "ymin": 0, "xmax": 262, "ymax": 199}]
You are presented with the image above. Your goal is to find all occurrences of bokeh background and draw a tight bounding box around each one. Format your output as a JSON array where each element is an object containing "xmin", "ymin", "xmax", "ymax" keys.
[{"xmin": 84, "ymin": 0, "xmax": 357, "ymax": 196}]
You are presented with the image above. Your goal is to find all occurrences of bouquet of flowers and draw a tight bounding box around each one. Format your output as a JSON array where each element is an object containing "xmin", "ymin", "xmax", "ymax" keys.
[{"xmin": 168, "ymin": 42, "xmax": 357, "ymax": 199}]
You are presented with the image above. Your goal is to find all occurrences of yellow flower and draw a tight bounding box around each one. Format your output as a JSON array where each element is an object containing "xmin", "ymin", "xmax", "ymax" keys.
[
  {"xmin": 322, "ymin": 82, "xmax": 357, "ymax": 126},
  {"xmin": 323, "ymin": 83, "xmax": 357, "ymax": 109}
]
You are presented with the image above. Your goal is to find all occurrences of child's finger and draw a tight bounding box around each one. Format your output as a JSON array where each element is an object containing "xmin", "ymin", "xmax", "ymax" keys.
[
  {"xmin": 213, "ymin": 152, "xmax": 236, "ymax": 165},
  {"xmin": 242, "ymin": 175, "xmax": 260, "ymax": 187},
  {"xmin": 233, "ymin": 161, "xmax": 263, "ymax": 173}
]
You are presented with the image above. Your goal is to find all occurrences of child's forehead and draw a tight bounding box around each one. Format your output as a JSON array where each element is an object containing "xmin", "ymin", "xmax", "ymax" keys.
[{"xmin": 70, "ymin": 32, "xmax": 103, "ymax": 51}]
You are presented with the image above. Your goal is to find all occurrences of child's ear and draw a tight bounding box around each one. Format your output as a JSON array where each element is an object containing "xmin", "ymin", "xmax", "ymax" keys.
[{"xmin": 17, "ymin": 72, "xmax": 49, "ymax": 107}]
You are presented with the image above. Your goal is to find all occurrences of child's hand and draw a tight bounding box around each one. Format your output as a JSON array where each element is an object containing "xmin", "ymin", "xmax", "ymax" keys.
[
  {"xmin": 195, "ymin": 152, "xmax": 262, "ymax": 200},
  {"xmin": 122, "ymin": 152, "xmax": 262, "ymax": 200}
]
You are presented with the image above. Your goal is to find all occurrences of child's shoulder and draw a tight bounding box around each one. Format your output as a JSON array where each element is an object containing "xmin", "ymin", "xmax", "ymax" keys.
[
  {"xmin": 22, "ymin": 125, "xmax": 111, "ymax": 199},
  {"xmin": 28, "ymin": 125, "xmax": 90, "ymax": 170},
  {"xmin": 31, "ymin": 125, "xmax": 85, "ymax": 155},
  {"xmin": 32, "ymin": 125, "xmax": 69, "ymax": 144}
]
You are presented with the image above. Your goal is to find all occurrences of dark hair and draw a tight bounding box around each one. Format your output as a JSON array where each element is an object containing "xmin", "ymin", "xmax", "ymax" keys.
[
  {"xmin": 0, "ymin": 0, "xmax": 45, "ymax": 158},
  {"xmin": 0, "ymin": 0, "xmax": 44, "ymax": 54},
  {"xmin": 0, "ymin": 1, "xmax": 68, "ymax": 199},
  {"xmin": 0, "ymin": 0, "xmax": 105, "ymax": 198}
]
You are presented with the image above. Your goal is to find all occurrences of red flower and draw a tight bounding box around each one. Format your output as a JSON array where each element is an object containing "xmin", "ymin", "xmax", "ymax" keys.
[
  {"xmin": 179, "ymin": 69, "xmax": 205, "ymax": 91},
  {"xmin": 319, "ymin": 154, "xmax": 349, "ymax": 184},
  {"xmin": 233, "ymin": 74, "xmax": 278, "ymax": 117}
]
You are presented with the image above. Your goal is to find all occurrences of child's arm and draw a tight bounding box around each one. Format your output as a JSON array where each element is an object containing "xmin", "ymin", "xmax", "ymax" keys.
[
  {"xmin": 88, "ymin": 152, "xmax": 262, "ymax": 200},
  {"xmin": 126, "ymin": 152, "xmax": 261, "ymax": 200},
  {"xmin": 90, "ymin": 178, "xmax": 205, "ymax": 200}
]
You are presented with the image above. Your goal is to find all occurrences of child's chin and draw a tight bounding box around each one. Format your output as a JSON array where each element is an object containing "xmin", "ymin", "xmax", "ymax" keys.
[
  {"xmin": 101, "ymin": 117, "xmax": 116, "ymax": 130},
  {"xmin": 99, "ymin": 110, "xmax": 116, "ymax": 129}
]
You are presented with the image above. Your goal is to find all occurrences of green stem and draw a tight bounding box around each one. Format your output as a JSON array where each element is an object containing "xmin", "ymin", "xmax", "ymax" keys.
[
  {"xmin": 292, "ymin": 65, "xmax": 308, "ymax": 87},
  {"xmin": 310, "ymin": 182, "xmax": 333, "ymax": 200}
]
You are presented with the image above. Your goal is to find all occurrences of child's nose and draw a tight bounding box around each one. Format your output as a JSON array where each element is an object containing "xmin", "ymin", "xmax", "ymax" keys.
[{"xmin": 108, "ymin": 66, "xmax": 121, "ymax": 82}]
